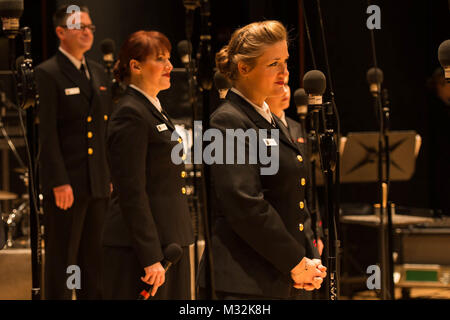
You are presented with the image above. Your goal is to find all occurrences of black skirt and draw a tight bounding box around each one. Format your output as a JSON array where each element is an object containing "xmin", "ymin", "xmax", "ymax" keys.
[{"xmin": 102, "ymin": 245, "xmax": 191, "ymax": 300}]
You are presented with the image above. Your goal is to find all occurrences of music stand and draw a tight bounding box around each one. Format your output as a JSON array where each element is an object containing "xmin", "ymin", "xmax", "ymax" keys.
[
  {"xmin": 315, "ymin": 131, "xmax": 421, "ymax": 185},
  {"xmin": 340, "ymin": 131, "xmax": 420, "ymax": 183}
]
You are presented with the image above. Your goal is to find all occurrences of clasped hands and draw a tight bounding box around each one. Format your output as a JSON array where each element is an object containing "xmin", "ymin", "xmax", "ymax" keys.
[{"xmin": 291, "ymin": 257, "xmax": 327, "ymax": 291}]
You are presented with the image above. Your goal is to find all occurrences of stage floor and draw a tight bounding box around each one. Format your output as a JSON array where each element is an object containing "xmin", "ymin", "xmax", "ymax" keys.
[{"xmin": 1, "ymin": 243, "xmax": 450, "ymax": 300}]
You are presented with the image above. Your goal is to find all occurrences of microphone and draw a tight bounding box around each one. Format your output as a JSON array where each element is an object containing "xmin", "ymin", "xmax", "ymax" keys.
[
  {"xmin": 303, "ymin": 70, "xmax": 326, "ymax": 106},
  {"xmin": 137, "ymin": 243, "xmax": 183, "ymax": 300},
  {"xmin": 21, "ymin": 26, "xmax": 32, "ymax": 61},
  {"xmin": 366, "ymin": 67, "xmax": 384, "ymax": 96},
  {"xmin": 177, "ymin": 40, "xmax": 193, "ymax": 66},
  {"xmin": 213, "ymin": 71, "xmax": 231, "ymax": 99},
  {"xmin": 294, "ymin": 88, "xmax": 308, "ymax": 120},
  {"xmin": 100, "ymin": 38, "xmax": 116, "ymax": 71},
  {"xmin": 438, "ymin": 39, "xmax": 450, "ymax": 83},
  {"xmin": 0, "ymin": 0, "xmax": 23, "ymax": 37}
]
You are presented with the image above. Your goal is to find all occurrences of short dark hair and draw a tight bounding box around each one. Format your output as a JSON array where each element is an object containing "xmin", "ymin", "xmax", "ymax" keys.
[{"xmin": 53, "ymin": 4, "xmax": 90, "ymax": 29}]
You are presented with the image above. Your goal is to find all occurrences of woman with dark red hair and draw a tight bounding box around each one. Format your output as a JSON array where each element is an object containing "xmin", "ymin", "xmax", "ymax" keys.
[{"xmin": 102, "ymin": 30, "xmax": 194, "ymax": 300}]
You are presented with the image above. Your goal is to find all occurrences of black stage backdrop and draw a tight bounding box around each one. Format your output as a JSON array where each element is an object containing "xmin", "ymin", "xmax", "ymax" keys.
[{"xmin": 17, "ymin": 0, "xmax": 450, "ymax": 211}]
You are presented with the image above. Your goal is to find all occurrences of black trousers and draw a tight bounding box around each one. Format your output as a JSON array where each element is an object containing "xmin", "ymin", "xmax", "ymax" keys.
[
  {"xmin": 102, "ymin": 245, "xmax": 191, "ymax": 300},
  {"xmin": 43, "ymin": 195, "xmax": 108, "ymax": 300}
]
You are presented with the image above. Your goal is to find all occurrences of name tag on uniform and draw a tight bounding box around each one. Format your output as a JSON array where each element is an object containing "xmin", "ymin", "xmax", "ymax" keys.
[
  {"xmin": 263, "ymin": 138, "xmax": 278, "ymax": 146},
  {"xmin": 65, "ymin": 87, "xmax": 80, "ymax": 95},
  {"xmin": 156, "ymin": 123, "xmax": 168, "ymax": 132}
]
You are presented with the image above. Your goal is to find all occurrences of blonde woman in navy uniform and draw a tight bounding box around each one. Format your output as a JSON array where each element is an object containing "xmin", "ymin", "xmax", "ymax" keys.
[{"xmin": 200, "ymin": 21, "xmax": 327, "ymax": 300}]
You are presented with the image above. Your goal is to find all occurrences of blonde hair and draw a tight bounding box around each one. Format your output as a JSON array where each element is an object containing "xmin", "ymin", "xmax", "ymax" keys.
[{"xmin": 216, "ymin": 20, "xmax": 288, "ymax": 82}]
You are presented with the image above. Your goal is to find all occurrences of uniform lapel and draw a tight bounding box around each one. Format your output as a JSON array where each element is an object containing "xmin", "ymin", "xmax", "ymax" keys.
[
  {"xmin": 56, "ymin": 51, "xmax": 92, "ymax": 101},
  {"xmin": 272, "ymin": 114, "xmax": 300, "ymax": 151},
  {"xmin": 227, "ymin": 91, "xmax": 273, "ymax": 131},
  {"xmin": 227, "ymin": 91, "xmax": 300, "ymax": 153},
  {"xmin": 87, "ymin": 61, "xmax": 101, "ymax": 113},
  {"xmin": 286, "ymin": 117, "xmax": 308, "ymax": 157},
  {"xmin": 127, "ymin": 87, "xmax": 175, "ymax": 131}
]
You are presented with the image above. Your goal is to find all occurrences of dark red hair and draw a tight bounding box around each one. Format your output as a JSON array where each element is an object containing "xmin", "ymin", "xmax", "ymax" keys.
[{"xmin": 113, "ymin": 30, "xmax": 172, "ymax": 83}]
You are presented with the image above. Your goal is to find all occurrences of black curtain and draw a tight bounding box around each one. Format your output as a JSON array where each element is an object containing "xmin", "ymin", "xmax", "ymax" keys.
[{"xmin": 18, "ymin": 0, "xmax": 450, "ymax": 210}]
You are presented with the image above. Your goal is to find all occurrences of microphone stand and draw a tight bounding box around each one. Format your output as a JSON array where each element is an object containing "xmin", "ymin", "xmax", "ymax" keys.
[
  {"xmin": 367, "ymin": 0, "xmax": 394, "ymax": 299},
  {"xmin": 307, "ymin": 131, "xmax": 322, "ymax": 252},
  {"xmin": 310, "ymin": 101, "xmax": 338, "ymax": 300},
  {"xmin": 13, "ymin": 26, "xmax": 42, "ymax": 300},
  {"xmin": 315, "ymin": 0, "xmax": 341, "ymax": 300},
  {"xmin": 300, "ymin": 3, "xmax": 331, "ymax": 298},
  {"xmin": 374, "ymin": 88, "xmax": 394, "ymax": 299},
  {"xmin": 183, "ymin": 4, "xmax": 203, "ymax": 300}
]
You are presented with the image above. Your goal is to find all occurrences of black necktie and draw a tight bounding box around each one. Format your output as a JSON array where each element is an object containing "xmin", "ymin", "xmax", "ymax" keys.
[{"xmin": 79, "ymin": 64, "xmax": 88, "ymax": 80}]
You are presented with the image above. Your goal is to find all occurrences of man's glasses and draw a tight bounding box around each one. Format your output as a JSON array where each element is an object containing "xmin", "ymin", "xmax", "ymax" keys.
[{"xmin": 61, "ymin": 24, "xmax": 96, "ymax": 33}]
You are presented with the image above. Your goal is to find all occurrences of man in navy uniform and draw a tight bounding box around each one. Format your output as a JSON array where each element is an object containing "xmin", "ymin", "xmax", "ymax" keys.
[{"xmin": 35, "ymin": 4, "xmax": 112, "ymax": 299}]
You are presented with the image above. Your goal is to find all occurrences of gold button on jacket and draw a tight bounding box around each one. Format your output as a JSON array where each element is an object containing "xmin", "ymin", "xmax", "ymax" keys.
[{"xmin": 88, "ymin": 148, "xmax": 93, "ymax": 155}]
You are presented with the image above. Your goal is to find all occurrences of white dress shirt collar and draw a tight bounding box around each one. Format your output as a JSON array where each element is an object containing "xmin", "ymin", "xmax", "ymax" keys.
[
  {"xmin": 230, "ymin": 87, "xmax": 273, "ymax": 124},
  {"xmin": 58, "ymin": 46, "xmax": 90, "ymax": 79},
  {"xmin": 129, "ymin": 84, "xmax": 164, "ymax": 114}
]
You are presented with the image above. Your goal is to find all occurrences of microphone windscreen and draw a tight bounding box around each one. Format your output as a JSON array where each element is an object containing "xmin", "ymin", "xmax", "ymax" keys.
[
  {"xmin": 0, "ymin": 0, "xmax": 24, "ymax": 18},
  {"xmin": 100, "ymin": 38, "xmax": 115, "ymax": 55},
  {"xmin": 163, "ymin": 243, "xmax": 183, "ymax": 265},
  {"xmin": 366, "ymin": 67, "xmax": 384, "ymax": 84},
  {"xmin": 438, "ymin": 39, "xmax": 450, "ymax": 66},
  {"xmin": 214, "ymin": 71, "xmax": 231, "ymax": 90},
  {"xmin": 177, "ymin": 40, "xmax": 192, "ymax": 57},
  {"xmin": 293, "ymin": 88, "xmax": 308, "ymax": 106},
  {"xmin": 303, "ymin": 70, "xmax": 326, "ymax": 95}
]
